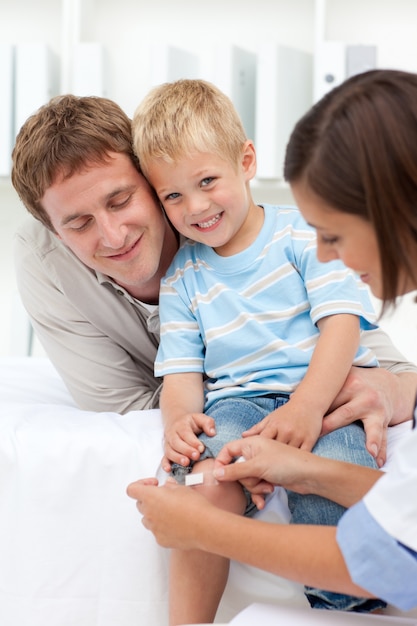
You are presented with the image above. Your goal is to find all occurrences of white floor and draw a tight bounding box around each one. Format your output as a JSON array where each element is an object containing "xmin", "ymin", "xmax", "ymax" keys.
[{"xmin": 0, "ymin": 179, "xmax": 27, "ymax": 356}]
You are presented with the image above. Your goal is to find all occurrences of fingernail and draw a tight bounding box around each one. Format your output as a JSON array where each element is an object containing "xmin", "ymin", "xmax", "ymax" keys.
[
  {"xmin": 213, "ymin": 468, "xmax": 224, "ymax": 478},
  {"xmin": 370, "ymin": 444, "xmax": 378, "ymax": 457}
]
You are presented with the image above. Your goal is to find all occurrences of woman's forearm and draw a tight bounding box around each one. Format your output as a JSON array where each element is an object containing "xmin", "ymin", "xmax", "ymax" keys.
[
  {"xmin": 130, "ymin": 479, "xmax": 372, "ymax": 598},
  {"xmin": 301, "ymin": 455, "xmax": 382, "ymax": 508},
  {"xmin": 193, "ymin": 507, "xmax": 373, "ymax": 598},
  {"xmin": 213, "ymin": 437, "xmax": 383, "ymax": 509}
]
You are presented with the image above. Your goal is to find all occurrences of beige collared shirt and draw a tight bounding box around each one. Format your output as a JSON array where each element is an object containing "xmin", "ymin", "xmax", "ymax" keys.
[{"xmin": 14, "ymin": 218, "xmax": 162, "ymax": 413}]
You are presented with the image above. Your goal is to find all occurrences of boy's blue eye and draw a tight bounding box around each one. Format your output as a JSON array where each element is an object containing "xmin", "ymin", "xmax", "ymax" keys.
[
  {"xmin": 201, "ymin": 177, "xmax": 214, "ymax": 187},
  {"xmin": 166, "ymin": 192, "xmax": 180, "ymax": 201}
]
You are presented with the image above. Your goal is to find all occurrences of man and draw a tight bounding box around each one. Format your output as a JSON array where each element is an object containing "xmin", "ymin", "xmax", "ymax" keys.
[
  {"xmin": 12, "ymin": 95, "xmax": 178, "ymax": 414},
  {"xmin": 11, "ymin": 94, "xmax": 417, "ymax": 466}
]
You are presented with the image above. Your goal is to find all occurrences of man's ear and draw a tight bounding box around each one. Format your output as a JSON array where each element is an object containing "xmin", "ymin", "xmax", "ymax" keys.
[{"xmin": 241, "ymin": 139, "xmax": 257, "ymax": 181}]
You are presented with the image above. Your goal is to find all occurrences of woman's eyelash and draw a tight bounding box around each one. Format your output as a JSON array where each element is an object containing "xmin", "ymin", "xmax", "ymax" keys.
[{"xmin": 321, "ymin": 236, "xmax": 338, "ymax": 244}]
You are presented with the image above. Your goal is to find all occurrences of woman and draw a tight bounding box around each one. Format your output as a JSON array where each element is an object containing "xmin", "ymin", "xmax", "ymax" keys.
[{"xmin": 127, "ymin": 69, "xmax": 417, "ymax": 612}]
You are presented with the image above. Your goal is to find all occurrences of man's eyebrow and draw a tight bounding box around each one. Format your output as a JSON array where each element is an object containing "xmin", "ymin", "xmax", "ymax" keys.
[
  {"xmin": 105, "ymin": 184, "xmax": 136, "ymax": 203},
  {"xmin": 60, "ymin": 185, "xmax": 136, "ymax": 226}
]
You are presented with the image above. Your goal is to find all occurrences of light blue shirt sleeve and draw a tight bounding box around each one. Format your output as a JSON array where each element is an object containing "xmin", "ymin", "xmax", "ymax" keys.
[{"xmin": 337, "ymin": 500, "xmax": 417, "ymax": 611}]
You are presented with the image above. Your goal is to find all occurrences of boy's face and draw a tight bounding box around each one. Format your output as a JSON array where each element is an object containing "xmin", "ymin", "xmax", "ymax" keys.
[
  {"xmin": 145, "ymin": 141, "xmax": 260, "ymax": 257},
  {"xmin": 41, "ymin": 152, "xmax": 176, "ymax": 301}
]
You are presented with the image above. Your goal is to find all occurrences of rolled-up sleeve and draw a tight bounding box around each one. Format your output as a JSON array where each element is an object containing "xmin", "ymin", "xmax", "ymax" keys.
[{"xmin": 337, "ymin": 500, "xmax": 417, "ymax": 611}]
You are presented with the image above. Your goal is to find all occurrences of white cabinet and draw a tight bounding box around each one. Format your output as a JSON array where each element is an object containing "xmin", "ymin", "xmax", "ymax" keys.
[
  {"xmin": 3, "ymin": 0, "xmax": 417, "ymax": 179},
  {"xmin": 2, "ymin": 0, "xmax": 417, "ymax": 181}
]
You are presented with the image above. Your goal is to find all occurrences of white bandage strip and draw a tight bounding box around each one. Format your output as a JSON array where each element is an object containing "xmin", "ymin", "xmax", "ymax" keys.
[
  {"xmin": 184, "ymin": 472, "xmax": 219, "ymax": 486},
  {"xmin": 185, "ymin": 472, "xmax": 204, "ymax": 486}
]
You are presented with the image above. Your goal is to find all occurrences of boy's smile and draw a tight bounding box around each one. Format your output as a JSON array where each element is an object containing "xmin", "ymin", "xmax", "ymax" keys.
[{"xmin": 193, "ymin": 211, "xmax": 224, "ymax": 231}]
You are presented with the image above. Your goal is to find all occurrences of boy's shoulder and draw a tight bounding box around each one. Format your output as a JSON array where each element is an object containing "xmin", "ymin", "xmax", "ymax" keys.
[
  {"xmin": 264, "ymin": 202, "xmax": 300, "ymax": 215},
  {"xmin": 164, "ymin": 238, "xmax": 202, "ymax": 277},
  {"xmin": 263, "ymin": 203, "xmax": 311, "ymax": 229}
]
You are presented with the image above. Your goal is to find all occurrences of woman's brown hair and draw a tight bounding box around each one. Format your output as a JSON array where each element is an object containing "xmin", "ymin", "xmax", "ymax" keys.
[{"xmin": 284, "ymin": 69, "xmax": 417, "ymax": 306}]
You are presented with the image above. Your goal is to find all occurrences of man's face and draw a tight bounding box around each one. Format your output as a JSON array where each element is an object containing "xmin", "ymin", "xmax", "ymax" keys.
[{"xmin": 42, "ymin": 152, "xmax": 175, "ymax": 301}]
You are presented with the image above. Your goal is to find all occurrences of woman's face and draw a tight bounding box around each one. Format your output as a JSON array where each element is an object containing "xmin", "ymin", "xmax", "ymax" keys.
[{"xmin": 291, "ymin": 180, "xmax": 384, "ymax": 298}]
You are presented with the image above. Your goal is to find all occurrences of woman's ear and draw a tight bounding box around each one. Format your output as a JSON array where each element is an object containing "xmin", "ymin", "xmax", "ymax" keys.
[{"xmin": 241, "ymin": 139, "xmax": 257, "ymax": 181}]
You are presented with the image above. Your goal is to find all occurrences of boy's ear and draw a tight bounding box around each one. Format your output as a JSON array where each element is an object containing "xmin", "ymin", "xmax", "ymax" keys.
[{"xmin": 241, "ymin": 139, "xmax": 257, "ymax": 180}]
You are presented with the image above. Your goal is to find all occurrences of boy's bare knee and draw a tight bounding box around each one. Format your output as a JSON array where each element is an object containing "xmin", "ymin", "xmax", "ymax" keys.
[{"xmin": 191, "ymin": 458, "xmax": 246, "ymax": 513}]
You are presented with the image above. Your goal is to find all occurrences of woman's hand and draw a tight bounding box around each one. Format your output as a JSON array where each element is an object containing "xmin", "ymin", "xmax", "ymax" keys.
[
  {"xmin": 213, "ymin": 437, "xmax": 315, "ymax": 498},
  {"xmin": 213, "ymin": 435, "xmax": 381, "ymax": 509},
  {"xmin": 126, "ymin": 478, "xmax": 216, "ymax": 549}
]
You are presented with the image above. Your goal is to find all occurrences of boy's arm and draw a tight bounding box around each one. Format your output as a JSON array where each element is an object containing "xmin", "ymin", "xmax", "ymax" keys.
[
  {"xmin": 160, "ymin": 372, "xmax": 215, "ymax": 472},
  {"xmin": 245, "ymin": 314, "xmax": 361, "ymax": 450},
  {"xmin": 289, "ymin": 313, "xmax": 361, "ymax": 422}
]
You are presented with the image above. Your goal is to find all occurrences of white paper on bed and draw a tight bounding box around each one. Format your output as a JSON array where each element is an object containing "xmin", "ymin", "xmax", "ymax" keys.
[
  {"xmin": 228, "ymin": 603, "xmax": 417, "ymax": 625},
  {"xmin": 0, "ymin": 357, "xmax": 414, "ymax": 626}
]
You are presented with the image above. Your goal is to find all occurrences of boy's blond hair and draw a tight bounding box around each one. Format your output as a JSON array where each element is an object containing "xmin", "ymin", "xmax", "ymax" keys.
[{"xmin": 132, "ymin": 79, "xmax": 247, "ymax": 177}]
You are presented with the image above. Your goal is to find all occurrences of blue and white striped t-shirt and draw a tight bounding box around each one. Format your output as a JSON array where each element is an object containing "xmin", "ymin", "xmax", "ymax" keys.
[{"xmin": 155, "ymin": 204, "xmax": 378, "ymax": 410}]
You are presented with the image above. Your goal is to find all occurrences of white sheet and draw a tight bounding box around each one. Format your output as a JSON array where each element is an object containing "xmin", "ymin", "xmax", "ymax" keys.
[
  {"xmin": 0, "ymin": 357, "xmax": 415, "ymax": 625},
  {"xmin": 227, "ymin": 603, "xmax": 417, "ymax": 625}
]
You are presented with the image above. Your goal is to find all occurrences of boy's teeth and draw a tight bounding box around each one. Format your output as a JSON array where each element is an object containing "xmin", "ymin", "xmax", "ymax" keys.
[{"xmin": 198, "ymin": 214, "xmax": 221, "ymax": 228}]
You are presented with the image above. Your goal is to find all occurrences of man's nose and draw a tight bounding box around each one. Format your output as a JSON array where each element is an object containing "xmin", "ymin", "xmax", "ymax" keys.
[{"xmin": 98, "ymin": 214, "xmax": 127, "ymax": 248}]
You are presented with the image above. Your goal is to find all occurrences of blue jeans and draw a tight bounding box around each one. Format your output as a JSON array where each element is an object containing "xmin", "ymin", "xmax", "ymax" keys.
[{"xmin": 172, "ymin": 394, "xmax": 386, "ymax": 612}]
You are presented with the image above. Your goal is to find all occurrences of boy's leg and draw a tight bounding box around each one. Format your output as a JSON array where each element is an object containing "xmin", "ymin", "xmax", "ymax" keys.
[
  {"xmin": 287, "ymin": 422, "xmax": 386, "ymax": 612},
  {"xmin": 169, "ymin": 457, "xmax": 246, "ymax": 625},
  {"xmin": 169, "ymin": 547, "xmax": 230, "ymax": 625},
  {"xmin": 169, "ymin": 397, "xmax": 270, "ymax": 624}
]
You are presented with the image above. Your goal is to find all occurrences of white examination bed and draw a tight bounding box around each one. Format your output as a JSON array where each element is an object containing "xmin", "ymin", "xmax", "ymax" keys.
[{"xmin": 1, "ymin": 357, "xmax": 416, "ymax": 625}]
